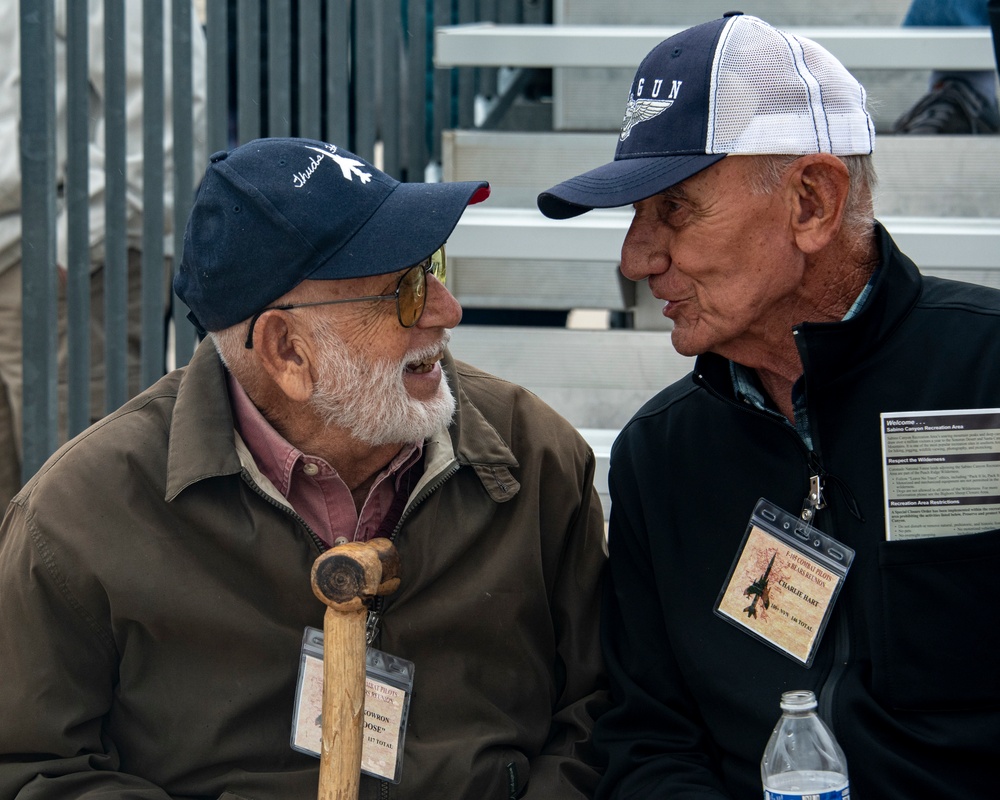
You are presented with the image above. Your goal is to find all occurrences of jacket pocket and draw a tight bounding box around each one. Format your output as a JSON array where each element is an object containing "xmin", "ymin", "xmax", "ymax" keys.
[{"xmin": 874, "ymin": 527, "xmax": 1000, "ymax": 711}]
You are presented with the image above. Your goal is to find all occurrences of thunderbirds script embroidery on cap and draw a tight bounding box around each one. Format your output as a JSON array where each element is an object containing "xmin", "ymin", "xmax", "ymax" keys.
[
  {"xmin": 620, "ymin": 94, "xmax": 674, "ymax": 141},
  {"xmin": 293, "ymin": 144, "xmax": 373, "ymax": 188}
]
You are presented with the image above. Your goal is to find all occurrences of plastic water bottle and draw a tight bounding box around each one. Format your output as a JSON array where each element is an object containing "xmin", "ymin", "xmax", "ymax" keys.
[{"xmin": 761, "ymin": 690, "xmax": 849, "ymax": 800}]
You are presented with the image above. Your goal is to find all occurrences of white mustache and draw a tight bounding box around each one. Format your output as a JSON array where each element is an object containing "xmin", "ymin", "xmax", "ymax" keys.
[{"xmin": 400, "ymin": 330, "xmax": 451, "ymax": 369}]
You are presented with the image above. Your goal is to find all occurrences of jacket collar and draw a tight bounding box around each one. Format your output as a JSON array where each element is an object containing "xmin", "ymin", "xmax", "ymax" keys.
[
  {"xmin": 166, "ymin": 341, "xmax": 520, "ymax": 505},
  {"xmin": 165, "ymin": 339, "xmax": 243, "ymax": 501},
  {"xmin": 791, "ymin": 222, "xmax": 922, "ymax": 389},
  {"xmin": 442, "ymin": 351, "xmax": 521, "ymax": 504}
]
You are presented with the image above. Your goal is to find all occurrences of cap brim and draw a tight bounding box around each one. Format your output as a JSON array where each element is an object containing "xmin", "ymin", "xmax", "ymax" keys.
[
  {"xmin": 537, "ymin": 154, "xmax": 726, "ymax": 220},
  {"xmin": 310, "ymin": 180, "xmax": 490, "ymax": 280}
]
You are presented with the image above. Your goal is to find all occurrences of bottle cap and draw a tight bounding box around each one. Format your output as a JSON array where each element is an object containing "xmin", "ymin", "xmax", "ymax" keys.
[{"xmin": 779, "ymin": 690, "xmax": 818, "ymax": 711}]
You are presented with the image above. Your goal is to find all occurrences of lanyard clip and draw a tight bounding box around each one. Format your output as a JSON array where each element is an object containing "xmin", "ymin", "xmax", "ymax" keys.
[
  {"xmin": 801, "ymin": 473, "xmax": 826, "ymax": 522},
  {"xmin": 365, "ymin": 609, "xmax": 382, "ymax": 645}
]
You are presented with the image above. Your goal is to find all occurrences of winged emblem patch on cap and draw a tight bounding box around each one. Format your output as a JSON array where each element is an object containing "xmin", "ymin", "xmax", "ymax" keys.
[{"xmin": 620, "ymin": 94, "xmax": 674, "ymax": 141}]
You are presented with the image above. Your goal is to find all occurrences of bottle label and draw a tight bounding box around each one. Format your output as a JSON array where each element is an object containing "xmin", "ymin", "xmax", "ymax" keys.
[{"xmin": 764, "ymin": 788, "xmax": 849, "ymax": 800}]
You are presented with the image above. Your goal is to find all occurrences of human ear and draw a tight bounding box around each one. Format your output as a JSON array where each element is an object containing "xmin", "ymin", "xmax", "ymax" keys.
[
  {"xmin": 252, "ymin": 311, "xmax": 316, "ymax": 402},
  {"xmin": 788, "ymin": 154, "xmax": 850, "ymax": 254}
]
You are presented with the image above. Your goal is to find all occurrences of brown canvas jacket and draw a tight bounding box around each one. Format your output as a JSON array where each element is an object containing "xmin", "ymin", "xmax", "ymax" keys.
[{"xmin": 0, "ymin": 339, "xmax": 608, "ymax": 800}]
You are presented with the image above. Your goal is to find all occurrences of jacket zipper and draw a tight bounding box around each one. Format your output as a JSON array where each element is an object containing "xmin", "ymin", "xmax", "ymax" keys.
[
  {"xmin": 373, "ymin": 459, "xmax": 461, "ymax": 800},
  {"xmin": 367, "ymin": 459, "xmax": 461, "ymax": 643},
  {"xmin": 239, "ymin": 468, "xmax": 328, "ymax": 552},
  {"xmin": 819, "ymin": 608, "xmax": 850, "ymax": 726},
  {"xmin": 693, "ymin": 371, "xmax": 848, "ymax": 731}
]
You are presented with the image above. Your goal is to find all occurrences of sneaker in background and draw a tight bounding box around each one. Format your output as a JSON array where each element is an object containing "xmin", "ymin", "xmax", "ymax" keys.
[{"xmin": 891, "ymin": 78, "xmax": 1000, "ymax": 134}]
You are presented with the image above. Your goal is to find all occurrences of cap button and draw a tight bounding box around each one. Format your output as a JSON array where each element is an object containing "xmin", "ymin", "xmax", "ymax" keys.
[{"xmin": 722, "ymin": 10, "xmax": 744, "ymax": 16}]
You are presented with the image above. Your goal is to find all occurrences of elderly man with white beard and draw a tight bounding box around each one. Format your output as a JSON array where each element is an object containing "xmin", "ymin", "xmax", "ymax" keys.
[{"xmin": 0, "ymin": 138, "xmax": 609, "ymax": 800}]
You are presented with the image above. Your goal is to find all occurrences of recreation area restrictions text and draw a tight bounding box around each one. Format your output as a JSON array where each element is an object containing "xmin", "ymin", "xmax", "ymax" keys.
[{"xmin": 882, "ymin": 410, "xmax": 1000, "ymax": 540}]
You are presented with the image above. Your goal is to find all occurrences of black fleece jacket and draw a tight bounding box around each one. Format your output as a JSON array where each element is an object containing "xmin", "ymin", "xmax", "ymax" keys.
[{"xmin": 596, "ymin": 223, "xmax": 1000, "ymax": 799}]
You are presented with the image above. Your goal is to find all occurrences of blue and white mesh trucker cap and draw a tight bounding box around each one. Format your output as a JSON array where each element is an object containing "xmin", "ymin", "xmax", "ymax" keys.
[{"xmin": 537, "ymin": 12, "xmax": 875, "ymax": 220}]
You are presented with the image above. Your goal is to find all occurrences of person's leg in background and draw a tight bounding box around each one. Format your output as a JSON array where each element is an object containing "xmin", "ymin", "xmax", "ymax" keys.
[
  {"xmin": 0, "ymin": 385, "xmax": 19, "ymax": 510},
  {"xmin": 0, "ymin": 263, "xmax": 23, "ymax": 507},
  {"xmin": 58, "ymin": 249, "xmax": 168, "ymax": 442},
  {"xmin": 894, "ymin": 0, "xmax": 1000, "ymax": 132},
  {"xmin": 2, "ymin": 248, "xmax": 166, "ymax": 504}
]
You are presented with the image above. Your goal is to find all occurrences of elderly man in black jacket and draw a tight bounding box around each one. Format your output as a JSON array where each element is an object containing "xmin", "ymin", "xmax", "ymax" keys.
[{"xmin": 539, "ymin": 12, "xmax": 1000, "ymax": 800}]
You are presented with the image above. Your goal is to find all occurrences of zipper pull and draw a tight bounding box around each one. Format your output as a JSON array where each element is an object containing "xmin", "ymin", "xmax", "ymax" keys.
[
  {"xmin": 801, "ymin": 472, "xmax": 826, "ymax": 522},
  {"xmin": 365, "ymin": 608, "xmax": 381, "ymax": 645}
]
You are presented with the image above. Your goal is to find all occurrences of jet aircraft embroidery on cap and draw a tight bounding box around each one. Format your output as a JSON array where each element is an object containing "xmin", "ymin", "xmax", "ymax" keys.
[{"xmin": 293, "ymin": 143, "xmax": 373, "ymax": 189}]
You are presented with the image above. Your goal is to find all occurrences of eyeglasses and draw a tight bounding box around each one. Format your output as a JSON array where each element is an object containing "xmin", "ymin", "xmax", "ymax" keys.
[{"xmin": 244, "ymin": 247, "xmax": 446, "ymax": 349}]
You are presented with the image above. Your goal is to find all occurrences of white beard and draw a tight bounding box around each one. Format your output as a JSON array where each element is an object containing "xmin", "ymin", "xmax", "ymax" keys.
[{"xmin": 308, "ymin": 324, "xmax": 456, "ymax": 447}]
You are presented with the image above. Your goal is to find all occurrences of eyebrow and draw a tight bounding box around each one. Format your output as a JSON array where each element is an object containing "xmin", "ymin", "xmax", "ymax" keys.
[{"xmin": 658, "ymin": 186, "xmax": 688, "ymax": 201}]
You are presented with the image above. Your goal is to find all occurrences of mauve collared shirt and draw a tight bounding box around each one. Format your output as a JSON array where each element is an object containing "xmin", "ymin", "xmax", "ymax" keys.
[{"xmin": 226, "ymin": 372, "xmax": 422, "ymax": 548}]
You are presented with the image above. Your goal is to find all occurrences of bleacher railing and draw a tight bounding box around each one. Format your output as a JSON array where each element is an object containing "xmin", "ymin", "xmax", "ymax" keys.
[{"xmin": 16, "ymin": 0, "xmax": 546, "ymax": 481}]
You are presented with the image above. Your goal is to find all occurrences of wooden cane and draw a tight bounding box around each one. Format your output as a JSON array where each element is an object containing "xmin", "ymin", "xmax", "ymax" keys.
[{"xmin": 310, "ymin": 538, "xmax": 401, "ymax": 800}]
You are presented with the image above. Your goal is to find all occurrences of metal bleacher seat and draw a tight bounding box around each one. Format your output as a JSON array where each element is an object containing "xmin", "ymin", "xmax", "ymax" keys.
[{"xmin": 435, "ymin": 24, "xmax": 995, "ymax": 69}]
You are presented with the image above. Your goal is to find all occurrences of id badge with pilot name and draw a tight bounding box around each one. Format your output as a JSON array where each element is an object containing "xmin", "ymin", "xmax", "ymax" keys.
[
  {"xmin": 291, "ymin": 627, "xmax": 415, "ymax": 783},
  {"xmin": 715, "ymin": 499, "xmax": 854, "ymax": 666}
]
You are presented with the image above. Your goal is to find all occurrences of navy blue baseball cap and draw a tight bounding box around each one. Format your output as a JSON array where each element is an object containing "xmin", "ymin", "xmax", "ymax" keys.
[
  {"xmin": 175, "ymin": 137, "xmax": 490, "ymax": 333},
  {"xmin": 537, "ymin": 13, "xmax": 875, "ymax": 220}
]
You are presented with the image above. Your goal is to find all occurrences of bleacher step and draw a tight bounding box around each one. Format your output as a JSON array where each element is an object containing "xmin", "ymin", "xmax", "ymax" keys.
[
  {"xmin": 448, "ymin": 325, "xmax": 692, "ymax": 430},
  {"xmin": 444, "ymin": 130, "xmax": 1000, "ymax": 217}
]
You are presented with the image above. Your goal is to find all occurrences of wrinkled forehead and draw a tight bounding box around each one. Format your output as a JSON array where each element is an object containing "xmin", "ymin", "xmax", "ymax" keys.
[{"xmin": 280, "ymin": 272, "xmax": 396, "ymax": 304}]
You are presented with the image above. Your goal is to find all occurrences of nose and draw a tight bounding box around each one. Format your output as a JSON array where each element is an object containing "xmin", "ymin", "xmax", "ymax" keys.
[
  {"xmin": 417, "ymin": 271, "xmax": 463, "ymax": 329},
  {"xmin": 620, "ymin": 204, "xmax": 669, "ymax": 284}
]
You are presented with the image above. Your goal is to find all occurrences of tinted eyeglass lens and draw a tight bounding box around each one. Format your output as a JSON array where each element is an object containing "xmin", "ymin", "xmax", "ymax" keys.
[
  {"xmin": 430, "ymin": 247, "xmax": 446, "ymax": 284},
  {"xmin": 396, "ymin": 247, "xmax": 446, "ymax": 327},
  {"xmin": 398, "ymin": 266, "xmax": 425, "ymax": 327}
]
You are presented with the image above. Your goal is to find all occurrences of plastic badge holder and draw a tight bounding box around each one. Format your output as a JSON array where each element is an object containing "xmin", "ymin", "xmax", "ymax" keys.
[
  {"xmin": 291, "ymin": 627, "xmax": 415, "ymax": 783},
  {"xmin": 714, "ymin": 498, "xmax": 855, "ymax": 667}
]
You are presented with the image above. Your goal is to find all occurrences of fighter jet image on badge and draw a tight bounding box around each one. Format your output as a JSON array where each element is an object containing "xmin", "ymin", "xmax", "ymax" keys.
[{"xmin": 744, "ymin": 551, "xmax": 776, "ymax": 619}]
